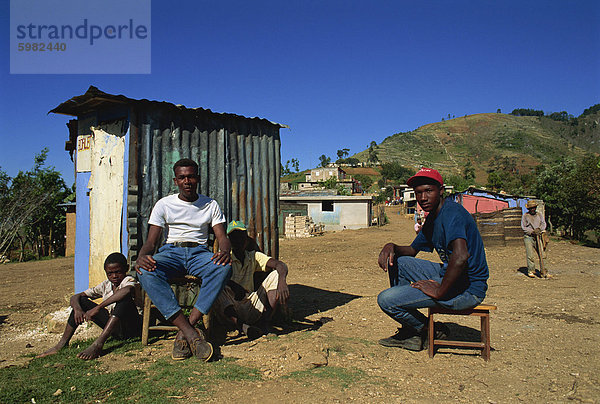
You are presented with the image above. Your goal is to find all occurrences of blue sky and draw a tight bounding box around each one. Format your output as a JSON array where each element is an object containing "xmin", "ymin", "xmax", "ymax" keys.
[{"xmin": 1, "ymin": 1, "xmax": 599, "ymax": 185}]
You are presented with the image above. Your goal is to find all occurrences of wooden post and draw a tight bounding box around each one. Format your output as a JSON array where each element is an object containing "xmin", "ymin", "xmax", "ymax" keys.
[{"xmin": 536, "ymin": 233, "xmax": 547, "ymax": 278}]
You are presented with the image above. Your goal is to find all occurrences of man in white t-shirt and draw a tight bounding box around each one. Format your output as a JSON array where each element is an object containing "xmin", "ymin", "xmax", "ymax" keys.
[{"xmin": 136, "ymin": 159, "xmax": 232, "ymax": 362}]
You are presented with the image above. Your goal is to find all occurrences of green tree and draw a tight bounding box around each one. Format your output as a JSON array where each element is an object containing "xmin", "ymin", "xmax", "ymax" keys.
[
  {"xmin": 510, "ymin": 108, "xmax": 544, "ymax": 117},
  {"xmin": 336, "ymin": 148, "xmax": 350, "ymax": 162},
  {"xmin": 374, "ymin": 186, "xmax": 393, "ymax": 204},
  {"xmin": 380, "ymin": 162, "xmax": 415, "ymax": 185},
  {"xmin": 318, "ymin": 154, "xmax": 331, "ymax": 168},
  {"xmin": 486, "ymin": 171, "xmax": 504, "ymax": 191},
  {"xmin": 462, "ymin": 161, "xmax": 475, "ymax": 181},
  {"xmin": 339, "ymin": 157, "xmax": 360, "ymax": 166},
  {"xmin": 281, "ymin": 158, "xmax": 300, "ymax": 176},
  {"xmin": 445, "ymin": 174, "xmax": 471, "ymax": 192},
  {"xmin": 290, "ymin": 158, "xmax": 300, "ymax": 172},
  {"xmin": 353, "ymin": 174, "xmax": 374, "ymax": 190},
  {"xmin": 367, "ymin": 141, "xmax": 379, "ymax": 164},
  {"xmin": 281, "ymin": 161, "xmax": 292, "ymax": 176},
  {"xmin": 0, "ymin": 149, "xmax": 71, "ymax": 260},
  {"xmin": 320, "ymin": 177, "xmax": 337, "ymax": 189},
  {"xmin": 535, "ymin": 156, "xmax": 600, "ymax": 241},
  {"xmin": 581, "ymin": 103, "xmax": 600, "ymax": 117}
]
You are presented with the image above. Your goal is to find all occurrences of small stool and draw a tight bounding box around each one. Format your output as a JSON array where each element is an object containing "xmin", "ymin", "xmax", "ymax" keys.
[{"xmin": 427, "ymin": 304, "xmax": 497, "ymax": 361}]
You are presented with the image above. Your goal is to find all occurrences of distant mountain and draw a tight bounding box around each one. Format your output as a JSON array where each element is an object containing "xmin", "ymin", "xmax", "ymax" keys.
[{"xmin": 353, "ymin": 110, "xmax": 599, "ymax": 183}]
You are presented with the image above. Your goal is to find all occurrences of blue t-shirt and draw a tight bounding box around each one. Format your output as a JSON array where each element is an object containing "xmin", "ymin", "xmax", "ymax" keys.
[{"xmin": 411, "ymin": 200, "xmax": 488, "ymax": 298}]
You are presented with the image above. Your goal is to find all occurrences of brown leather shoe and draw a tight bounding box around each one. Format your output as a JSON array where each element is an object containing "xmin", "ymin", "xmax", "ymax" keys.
[
  {"xmin": 189, "ymin": 329, "xmax": 213, "ymax": 362},
  {"xmin": 172, "ymin": 338, "xmax": 192, "ymax": 361}
]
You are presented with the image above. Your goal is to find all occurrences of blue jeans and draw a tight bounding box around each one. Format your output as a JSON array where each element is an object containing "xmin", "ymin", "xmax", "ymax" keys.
[
  {"xmin": 138, "ymin": 244, "xmax": 232, "ymax": 320},
  {"xmin": 377, "ymin": 256, "xmax": 483, "ymax": 332}
]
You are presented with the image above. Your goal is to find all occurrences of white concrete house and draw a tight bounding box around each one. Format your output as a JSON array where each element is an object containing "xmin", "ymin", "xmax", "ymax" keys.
[{"xmin": 279, "ymin": 195, "xmax": 373, "ymax": 231}]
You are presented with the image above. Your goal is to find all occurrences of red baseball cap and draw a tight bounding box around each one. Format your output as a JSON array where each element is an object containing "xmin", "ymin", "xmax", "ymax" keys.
[{"xmin": 406, "ymin": 167, "xmax": 444, "ymax": 187}]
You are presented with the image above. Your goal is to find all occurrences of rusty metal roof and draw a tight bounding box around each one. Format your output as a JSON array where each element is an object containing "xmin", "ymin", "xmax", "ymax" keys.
[{"xmin": 49, "ymin": 86, "xmax": 287, "ymax": 128}]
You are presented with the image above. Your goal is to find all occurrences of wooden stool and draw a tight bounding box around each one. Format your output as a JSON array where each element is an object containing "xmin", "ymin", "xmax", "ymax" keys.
[
  {"xmin": 141, "ymin": 275, "xmax": 210, "ymax": 345},
  {"xmin": 427, "ymin": 304, "xmax": 497, "ymax": 361}
]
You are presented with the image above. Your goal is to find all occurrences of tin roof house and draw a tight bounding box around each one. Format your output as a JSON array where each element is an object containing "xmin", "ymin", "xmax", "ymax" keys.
[{"xmin": 51, "ymin": 86, "xmax": 285, "ymax": 292}]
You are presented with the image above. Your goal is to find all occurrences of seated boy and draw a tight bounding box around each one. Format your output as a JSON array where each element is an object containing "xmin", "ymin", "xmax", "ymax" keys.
[
  {"xmin": 213, "ymin": 220, "xmax": 289, "ymax": 339},
  {"xmin": 37, "ymin": 252, "xmax": 141, "ymax": 360}
]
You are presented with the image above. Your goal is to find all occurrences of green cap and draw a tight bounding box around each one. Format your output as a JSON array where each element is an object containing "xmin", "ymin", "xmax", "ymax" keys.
[{"xmin": 227, "ymin": 220, "xmax": 247, "ymax": 234}]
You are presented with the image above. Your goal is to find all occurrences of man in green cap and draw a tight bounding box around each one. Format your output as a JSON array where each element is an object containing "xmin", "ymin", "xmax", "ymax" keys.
[{"xmin": 213, "ymin": 220, "xmax": 290, "ymax": 338}]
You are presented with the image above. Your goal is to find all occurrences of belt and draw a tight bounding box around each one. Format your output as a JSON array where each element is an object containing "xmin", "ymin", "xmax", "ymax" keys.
[{"xmin": 170, "ymin": 241, "xmax": 202, "ymax": 248}]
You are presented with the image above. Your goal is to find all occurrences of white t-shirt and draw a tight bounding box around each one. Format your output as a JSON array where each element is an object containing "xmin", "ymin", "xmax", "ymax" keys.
[{"xmin": 148, "ymin": 194, "xmax": 226, "ymax": 244}]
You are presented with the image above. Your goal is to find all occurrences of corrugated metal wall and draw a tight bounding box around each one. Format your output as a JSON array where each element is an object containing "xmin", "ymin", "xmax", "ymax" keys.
[{"xmin": 129, "ymin": 104, "xmax": 281, "ymax": 260}]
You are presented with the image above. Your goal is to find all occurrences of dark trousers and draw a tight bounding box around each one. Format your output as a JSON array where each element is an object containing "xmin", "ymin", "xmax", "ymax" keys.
[{"xmin": 68, "ymin": 295, "xmax": 141, "ymax": 338}]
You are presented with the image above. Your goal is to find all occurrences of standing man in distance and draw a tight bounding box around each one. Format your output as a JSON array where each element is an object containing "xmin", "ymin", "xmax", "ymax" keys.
[
  {"xmin": 521, "ymin": 200, "xmax": 547, "ymax": 278},
  {"xmin": 136, "ymin": 159, "xmax": 232, "ymax": 361},
  {"xmin": 377, "ymin": 168, "xmax": 489, "ymax": 351}
]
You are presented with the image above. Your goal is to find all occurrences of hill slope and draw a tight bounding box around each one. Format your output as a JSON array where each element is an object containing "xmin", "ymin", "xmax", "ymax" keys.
[{"xmin": 353, "ymin": 112, "xmax": 599, "ymax": 182}]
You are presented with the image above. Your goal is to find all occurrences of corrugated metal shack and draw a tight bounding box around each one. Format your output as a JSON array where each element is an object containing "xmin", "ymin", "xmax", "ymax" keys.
[
  {"xmin": 450, "ymin": 186, "xmax": 533, "ymax": 214},
  {"xmin": 52, "ymin": 86, "xmax": 285, "ymax": 292},
  {"xmin": 450, "ymin": 187, "xmax": 544, "ymax": 247}
]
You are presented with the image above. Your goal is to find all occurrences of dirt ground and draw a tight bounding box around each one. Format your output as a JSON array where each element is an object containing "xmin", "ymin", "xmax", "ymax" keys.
[{"xmin": 1, "ymin": 207, "xmax": 599, "ymax": 403}]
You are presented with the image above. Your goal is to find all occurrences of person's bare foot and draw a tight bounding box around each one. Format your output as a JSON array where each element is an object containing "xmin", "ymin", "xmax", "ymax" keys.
[
  {"xmin": 77, "ymin": 343, "xmax": 103, "ymax": 360},
  {"xmin": 36, "ymin": 343, "xmax": 66, "ymax": 358}
]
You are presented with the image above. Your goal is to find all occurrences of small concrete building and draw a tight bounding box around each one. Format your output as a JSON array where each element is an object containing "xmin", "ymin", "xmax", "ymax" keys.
[
  {"xmin": 306, "ymin": 167, "xmax": 347, "ymax": 182},
  {"xmin": 280, "ymin": 195, "xmax": 373, "ymax": 231},
  {"xmin": 298, "ymin": 167, "xmax": 361, "ymax": 193}
]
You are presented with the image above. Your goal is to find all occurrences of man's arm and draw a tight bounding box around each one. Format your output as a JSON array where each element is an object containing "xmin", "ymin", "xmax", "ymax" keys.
[
  {"xmin": 83, "ymin": 286, "xmax": 134, "ymax": 322},
  {"xmin": 135, "ymin": 225, "xmax": 163, "ymax": 273},
  {"xmin": 212, "ymin": 223, "xmax": 232, "ymax": 266},
  {"xmin": 266, "ymin": 258, "xmax": 289, "ymax": 305},
  {"xmin": 411, "ymin": 238, "xmax": 469, "ymax": 299},
  {"xmin": 378, "ymin": 243, "xmax": 418, "ymax": 272}
]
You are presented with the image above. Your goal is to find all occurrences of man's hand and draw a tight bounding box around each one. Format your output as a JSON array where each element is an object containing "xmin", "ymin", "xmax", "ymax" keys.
[
  {"xmin": 212, "ymin": 250, "xmax": 231, "ymax": 266},
  {"xmin": 73, "ymin": 308, "xmax": 86, "ymax": 325},
  {"xmin": 533, "ymin": 228, "xmax": 542, "ymax": 235},
  {"xmin": 84, "ymin": 306, "xmax": 101, "ymax": 322},
  {"xmin": 411, "ymin": 279, "xmax": 442, "ymax": 299},
  {"xmin": 378, "ymin": 243, "xmax": 396, "ymax": 272},
  {"xmin": 212, "ymin": 223, "xmax": 231, "ymax": 266},
  {"xmin": 276, "ymin": 280, "xmax": 290, "ymax": 305},
  {"xmin": 135, "ymin": 254, "xmax": 156, "ymax": 273}
]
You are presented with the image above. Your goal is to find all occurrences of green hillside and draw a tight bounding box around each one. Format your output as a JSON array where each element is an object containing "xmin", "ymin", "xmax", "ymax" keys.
[{"xmin": 353, "ymin": 111, "xmax": 600, "ymax": 184}]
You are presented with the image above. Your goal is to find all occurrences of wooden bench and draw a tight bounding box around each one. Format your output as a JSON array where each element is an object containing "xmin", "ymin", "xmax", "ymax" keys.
[{"xmin": 427, "ymin": 304, "xmax": 497, "ymax": 361}]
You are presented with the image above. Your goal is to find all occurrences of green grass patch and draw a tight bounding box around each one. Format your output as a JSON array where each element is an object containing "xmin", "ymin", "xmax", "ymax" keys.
[
  {"xmin": 284, "ymin": 366, "xmax": 364, "ymax": 389},
  {"xmin": 0, "ymin": 338, "xmax": 260, "ymax": 403}
]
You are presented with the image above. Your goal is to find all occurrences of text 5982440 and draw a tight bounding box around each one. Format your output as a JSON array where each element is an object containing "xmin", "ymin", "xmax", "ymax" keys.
[{"xmin": 18, "ymin": 43, "xmax": 66, "ymax": 52}]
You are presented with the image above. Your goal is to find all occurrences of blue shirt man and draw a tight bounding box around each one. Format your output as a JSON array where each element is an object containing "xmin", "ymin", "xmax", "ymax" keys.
[{"xmin": 377, "ymin": 168, "xmax": 489, "ymax": 351}]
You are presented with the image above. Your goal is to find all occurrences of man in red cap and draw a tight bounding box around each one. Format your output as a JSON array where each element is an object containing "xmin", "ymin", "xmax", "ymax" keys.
[{"xmin": 377, "ymin": 167, "xmax": 489, "ymax": 351}]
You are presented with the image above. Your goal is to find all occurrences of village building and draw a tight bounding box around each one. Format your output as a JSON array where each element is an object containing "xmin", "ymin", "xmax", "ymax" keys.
[
  {"xmin": 297, "ymin": 167, "xmax": 361, "ymax": 193},
  {"xmin": 280, "ymin": 194, "xmax": 373, "ymax": 233}
]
